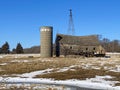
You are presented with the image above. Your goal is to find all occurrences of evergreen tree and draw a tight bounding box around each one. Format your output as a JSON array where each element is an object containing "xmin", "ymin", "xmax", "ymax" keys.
[
  {"xmin": 1, "ymin": 42, "xmax": 10, "ymax": 54},
  {"xmin": 16, "ymin": 43, "xmax": 24, "ymax": 54},
  {"xmin": 0, "ymin": 48, "xmax": 2, "ymax": 54},
  {"xmin": 12, "ymin": 48, "xmax": 16, "ymax": 54}
]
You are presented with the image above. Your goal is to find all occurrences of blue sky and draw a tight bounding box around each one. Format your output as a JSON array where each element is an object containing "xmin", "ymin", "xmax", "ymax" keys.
[{"xmin": 0, "ymin": 0, "xmax": 120, "ymax": 50}]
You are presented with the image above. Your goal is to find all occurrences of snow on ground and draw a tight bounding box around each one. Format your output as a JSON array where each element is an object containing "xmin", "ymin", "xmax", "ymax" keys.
[
  {"xmin": 40, "ymin": 58, "xmax": 54, "ymax": 62},
  {"xmin": 110, "ymin": 65, "xmax": 120, "ymax": 72},
  {"xmin": 11, "ymin": 59, "xmax": 30, "ymax": 63},
  {"xmin": 1, "ymin": 54, "xmax": 120, "ymax": 89},
  {"xmin": 86, "ymin": 75, "xmax": 118, "ymax": 86},
  {"xmin": 0, "ymin": 77, "xmax": 120, "ymax": 90},
  {"xmin": 0, "ymin": 56, "xmax": 3, "ymax": 58},
  {"xmin": 18, "ymin": 66, "xmax": 75, "ymax": 78},
  {"xmin": 57, "ymin": 66, "xmax": 76, "ymax": 72},
  {"xmin": 0, "ymin": 54, "xmax": 40, "ymax": 59},
  {"xmin": 19, "ymin": 68, "xmax": 53, "ymax": 78},
  {"xmin": 106, "ymin": 52, "xmax": 120, "ymax": 55},
  {"xmin": 5, "ymin": 65, "xmax": 118, "ymax": 89},
  {"xmin": 0, "ymin": 63, "xmax": 7, "ymax": 66}
]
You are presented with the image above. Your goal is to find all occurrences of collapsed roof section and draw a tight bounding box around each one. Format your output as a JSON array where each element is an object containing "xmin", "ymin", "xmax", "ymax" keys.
[{"xmin": 56, "ymin": 34, "xmax": 100, "ymax": 46}]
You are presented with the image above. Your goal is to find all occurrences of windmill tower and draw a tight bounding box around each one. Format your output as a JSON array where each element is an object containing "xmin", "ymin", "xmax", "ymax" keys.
[{"xmin": 67, "ymin": 9, "xmax": 75, "ymax": 35}]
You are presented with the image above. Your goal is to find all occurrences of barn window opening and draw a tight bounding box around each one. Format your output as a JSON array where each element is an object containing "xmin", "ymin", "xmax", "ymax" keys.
[
  {"xmin": 93, "ymin": 47, "xmax": 96, "ymax": 50},
  {"xmin": 86, "ymin": 48, "xmax": 88, "ymax": 50},
  {"xmin": 70, "ymin": 46, "xmax": 72, "ymax": 49}
]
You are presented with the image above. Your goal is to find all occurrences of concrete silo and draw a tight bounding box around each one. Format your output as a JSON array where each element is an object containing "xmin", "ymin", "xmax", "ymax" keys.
[{"xmin": 40, "ymin": 26, "xmax": 53, "ymax": 57}]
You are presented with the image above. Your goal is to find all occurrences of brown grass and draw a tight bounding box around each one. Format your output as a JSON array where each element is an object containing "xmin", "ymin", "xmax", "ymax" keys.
[
  {"xmin": 0, "ymin": 55, "xmax": 120, "ymax": 86},
  {"xmin": 0, "ymin": 57, "xmax": 79, "ymax": 75},
  {"xmin": 36, "ymin": 68, "xmax": 106, "ymax": 80},
  {"xmin": 36, "ymin": 67, "xmax": 120, "ymax": 86}
]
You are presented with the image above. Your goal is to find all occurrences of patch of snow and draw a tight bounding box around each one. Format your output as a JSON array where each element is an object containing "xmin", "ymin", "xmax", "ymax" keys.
[
  {"xmin": 57, "ymin": 65, "xmax": 77, "ymax": 72},
  {"xmin": 0, "ymin": 63, "xmax": 7, "ymax": 66},
  {"xmin": 82, "ymin": 63, "xmax": 92, "ymax": 69},
  {"xmin": 86, "ymin": 75, "xmax": 118, "ymax": 86},
  {"xmin": 18, "ymin": 66, "xmax": 76, "ymax": 78},
  {"xmin": 14, "ymin": 54, "xmax": 39, "ymax": 57},
  {"xmin": 0, "ymin": 77, "xmax": 120, "ymax": 90},
  {"xmin": 18, "ymin": 68, "xmax": 53, "ymax": 78},
  {"xmin": 116, "ymin": 65, "xmax": 120, "ymax": 72},
  {"xmin": 0, "ymin": 56, "xmax": 3, "ymax": 58},
  {"xmin": 69, "ymin": 65, "xmax": 77, "ymax": 68},
  {"xmin": 57, "ymin": 67, "xmax": 70, "ymax": 72},
  {"xmin": 18, "ymin": 66, "xmax": 77, "ymax": 78},
  {"xmin": 0, "ymin": 83, "xmax": 70, "ymax": 90},
  {"xmin": 11, "ymin": 60, "xmax": 30, "ymax": 63},
  {"xmin": 106, "ymin": 52, "xmax": 120, "ymax": 55},
  {"xmin": 100, "ymin": 62, "xmax": 105, "ymax": 66},
  {"xmin": 109, "ymin": 65, "xmax": 120, "ymax": 72},
  {"xmin": 91, "ymin": 66, "xmax": 101, "ymax": 70},
  {"xmin": 41, "ymin": 59, "xmax": 53, "ymax": 62},
  {"xmin": 0, "ymin": 54, "xmax": 40, "ymax": 59}
]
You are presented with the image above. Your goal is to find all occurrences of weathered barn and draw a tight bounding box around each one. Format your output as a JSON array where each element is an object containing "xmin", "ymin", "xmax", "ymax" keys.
[{"xmin": 55, "ymin": 34, "xmax": 105, "ymax": 57}]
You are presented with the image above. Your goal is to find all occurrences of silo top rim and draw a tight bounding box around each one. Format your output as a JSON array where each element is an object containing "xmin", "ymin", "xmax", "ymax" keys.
[{"xmin": 40, "ymin": 26, "xmax": 53, "ymax": 28}]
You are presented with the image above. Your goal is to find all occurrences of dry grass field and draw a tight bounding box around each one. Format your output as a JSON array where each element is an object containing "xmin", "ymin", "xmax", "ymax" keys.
[{"xmin": 0, "ymin": 53, "xmax": 120, "ymax": 88}]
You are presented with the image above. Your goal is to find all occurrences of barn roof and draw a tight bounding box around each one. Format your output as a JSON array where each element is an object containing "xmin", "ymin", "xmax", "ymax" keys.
[{"xmin": 56, "ymin": 34, "xmax": 100, "ymax": 46}]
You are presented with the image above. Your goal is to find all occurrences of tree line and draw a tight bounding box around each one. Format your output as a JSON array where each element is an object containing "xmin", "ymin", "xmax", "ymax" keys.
[
  {"xmin": 1, "ymin": 37, "xmax": 120, "ymax": 54},
  {"xmin": 100, "ymin": 38, "xmax": 120, "ymax": 52},
  {"xmin": 0, "ymin": 42, "xmax": 24, "ymax": 54}
]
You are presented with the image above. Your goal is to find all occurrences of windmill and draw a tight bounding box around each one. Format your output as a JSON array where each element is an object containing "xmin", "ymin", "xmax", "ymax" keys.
[{"xmin": 67, "ymin": 9, "xmax": 75, "ymax": 35}]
